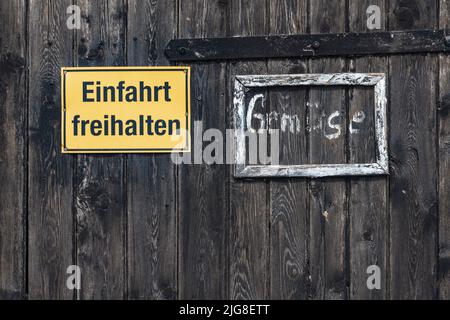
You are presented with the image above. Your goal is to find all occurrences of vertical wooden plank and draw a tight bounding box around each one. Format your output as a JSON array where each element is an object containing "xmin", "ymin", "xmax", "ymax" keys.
[
  {"xmin": 268, "ymin": 0, "xmax": 309, "ymax": 300},
  {"xmin": 229, "ymin": 0, "xmax": 269, "ymax": 300},
  {"xmin": 178, "ymin": 0, "xmax": 228, "ymax": 299},
  {"xmin": 308, "ymin": 0, "xmax": 348, "ymax": 300},
  {"xmin": 74, "ymin": 0, "xmax": 126, "ymax": 299},
  {"xmin": 0, "ymin": 0, "xmax": 26, "ymax": 300},
  {"xmin": 388, "ymin": 0, "xmax": 438, "ymax": 299},
  {"xmin": 439, "ymin": 0, "xmax": 450, "ymax": 300},
  {"xmin": 28, "ymin": 0, "xmax": 74, "ymax": 299},
  {"xmin": 126, "ymin": 0, "xmax": 177, "ymax": 299},
  {"xmin": 348, "ymin": 0, "xmax": 388, "ymax": 299}
]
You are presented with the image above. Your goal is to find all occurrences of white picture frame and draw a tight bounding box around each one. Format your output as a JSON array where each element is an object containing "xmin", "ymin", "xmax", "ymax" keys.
[{"xmin": 233, "ymin": 73, "xmax": 389, "ymax": 178}]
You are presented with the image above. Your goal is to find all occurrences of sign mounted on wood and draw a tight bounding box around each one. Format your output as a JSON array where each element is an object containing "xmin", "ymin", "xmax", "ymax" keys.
[
  {"xmin": 233, "ymin": 73, "xmax": 389, "ymax": 178},
  {"xmin": 61, "ymin": 67, "xmax": 190, "ymax": 153}
]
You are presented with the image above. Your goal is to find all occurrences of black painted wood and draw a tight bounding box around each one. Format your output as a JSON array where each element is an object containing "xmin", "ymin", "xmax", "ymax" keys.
[
  {"xmin": 166, "ymin": 29, "xmax": 450, "ymax": 62},
  {"xmin": 0, "ymin": 0, "xmax": 26, "ymax": 300}
]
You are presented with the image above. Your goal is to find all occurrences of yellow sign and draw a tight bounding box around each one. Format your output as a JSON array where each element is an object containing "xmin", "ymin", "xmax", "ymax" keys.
[{"xmin": 61, "ymin": 66, "xmax": 190, "ymax": 153}]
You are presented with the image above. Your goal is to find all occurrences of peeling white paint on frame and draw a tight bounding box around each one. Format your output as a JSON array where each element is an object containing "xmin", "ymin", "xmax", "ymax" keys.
[{"xmin": 233, "ymin": 73, "xmax": 389, "ymax": 178}]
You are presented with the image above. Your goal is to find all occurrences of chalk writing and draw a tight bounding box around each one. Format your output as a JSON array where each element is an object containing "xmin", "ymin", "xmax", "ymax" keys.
[{"xmin": 246, "ymin": 94, "xmax": 367, "ymax": 139}]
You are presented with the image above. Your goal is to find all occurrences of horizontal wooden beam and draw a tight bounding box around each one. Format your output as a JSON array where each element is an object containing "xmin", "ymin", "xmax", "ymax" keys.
[{"xmin": 165, "ymin": 29, "xmax": 450, "ymax": 62}]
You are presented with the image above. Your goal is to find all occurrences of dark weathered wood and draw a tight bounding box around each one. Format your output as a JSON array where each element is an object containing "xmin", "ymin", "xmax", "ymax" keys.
[
  {"xmin": 165, "ymin": 29, "xmax": 450, "ymax": 62},
  {"xmin": 348, "ymin": 0, "xmax": 388, "ymax": 300},
  {"xmin": 74, "ymin": 0, "xmax": 126, "ymax": 299},
  {"xmin": 438, "ymin": 66, "xmax": 450, "ymax": 299},
  {"xmin": 388, "ymin": 0, "xmax": 438, "ymax": 300},
  {"xmin": 0, "ymin": 0, "xmax": 26, "ymax": 300},
  {"xmin": 2, "ymin": 0, "xmax": 448, "ymax": 301},
  {"xmin": 308, "ymin": 0, "xmax": 347, "ymax": 300},
  {"xmin": 438, "ymin": 0, "xmax": 450, "ymax": 300},
  {"xmin": 178, "ymin": 0, "xmax": 228, "ymax": 299},
  {"xmin": 28, "ymin": 0, "xmax": 74, "ymax": 299},
  {"xmin": 126, "ymin": 0, "xmax": 177, "ymax": 300},
  {"xmin": 268, "ymin": 0, "xmax": 308, "ymax": 300},
  {"xmin": 229, "ymin": 0, "xmax": 269, "ymax": 300}
]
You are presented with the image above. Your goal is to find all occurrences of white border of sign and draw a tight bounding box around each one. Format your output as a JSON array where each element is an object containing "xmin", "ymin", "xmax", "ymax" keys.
[{"xmin": 233, "ymin": 73, "xmax": 389, "ymax": 178}]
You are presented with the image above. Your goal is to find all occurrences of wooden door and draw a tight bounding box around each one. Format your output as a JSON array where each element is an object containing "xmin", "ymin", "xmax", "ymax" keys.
[{"xmin": 0, "ymin": 0, "xmax": 447, "ymax": 300}]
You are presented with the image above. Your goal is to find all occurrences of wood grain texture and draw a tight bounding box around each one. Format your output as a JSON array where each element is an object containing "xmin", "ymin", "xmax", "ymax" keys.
[
  {"xmin": 308, "ymin": 0, "xmax": 348, "ymax": 300},
  {"xmin": 438, "ymin": 0, "xmax": 450, "ymax": 300},
  {"xmin": 28, "ymin": 0, "xmax": 75, "ymax": 299},
  {"xmin": 348, "ymin": 0, "xmax": 388, "ymax": 299},
  {"xmin": 388, "ymin": 0, "xmax": 438, "ymax": 300},
  {"xmin": 229, "ymin": 0, "xmax": 269, "ymax": 300},
  {"xmin": 165, "ymin": 29, "xmax": 450, "ymax": 62},
  {"xmin": 1, "ymin": 0, "xmax": 448, "ymax": 301},
  {"xmin": 126, "ymin": 0, "xmax": 177, "ymax": 300},
  {"xmin": 74, "ymin": 0, "xmax": 126, "ymax": 299},
  {"xmin": 268, "ymin": 0, "xmax": 308, "ymax": 300},
  {"xmin": 0, "ymin": 0, "xmax": 26, "ymax": 300},
  {"xmin": 178, "ymin": 0, "xmax": 228, "ymax": 299}
]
